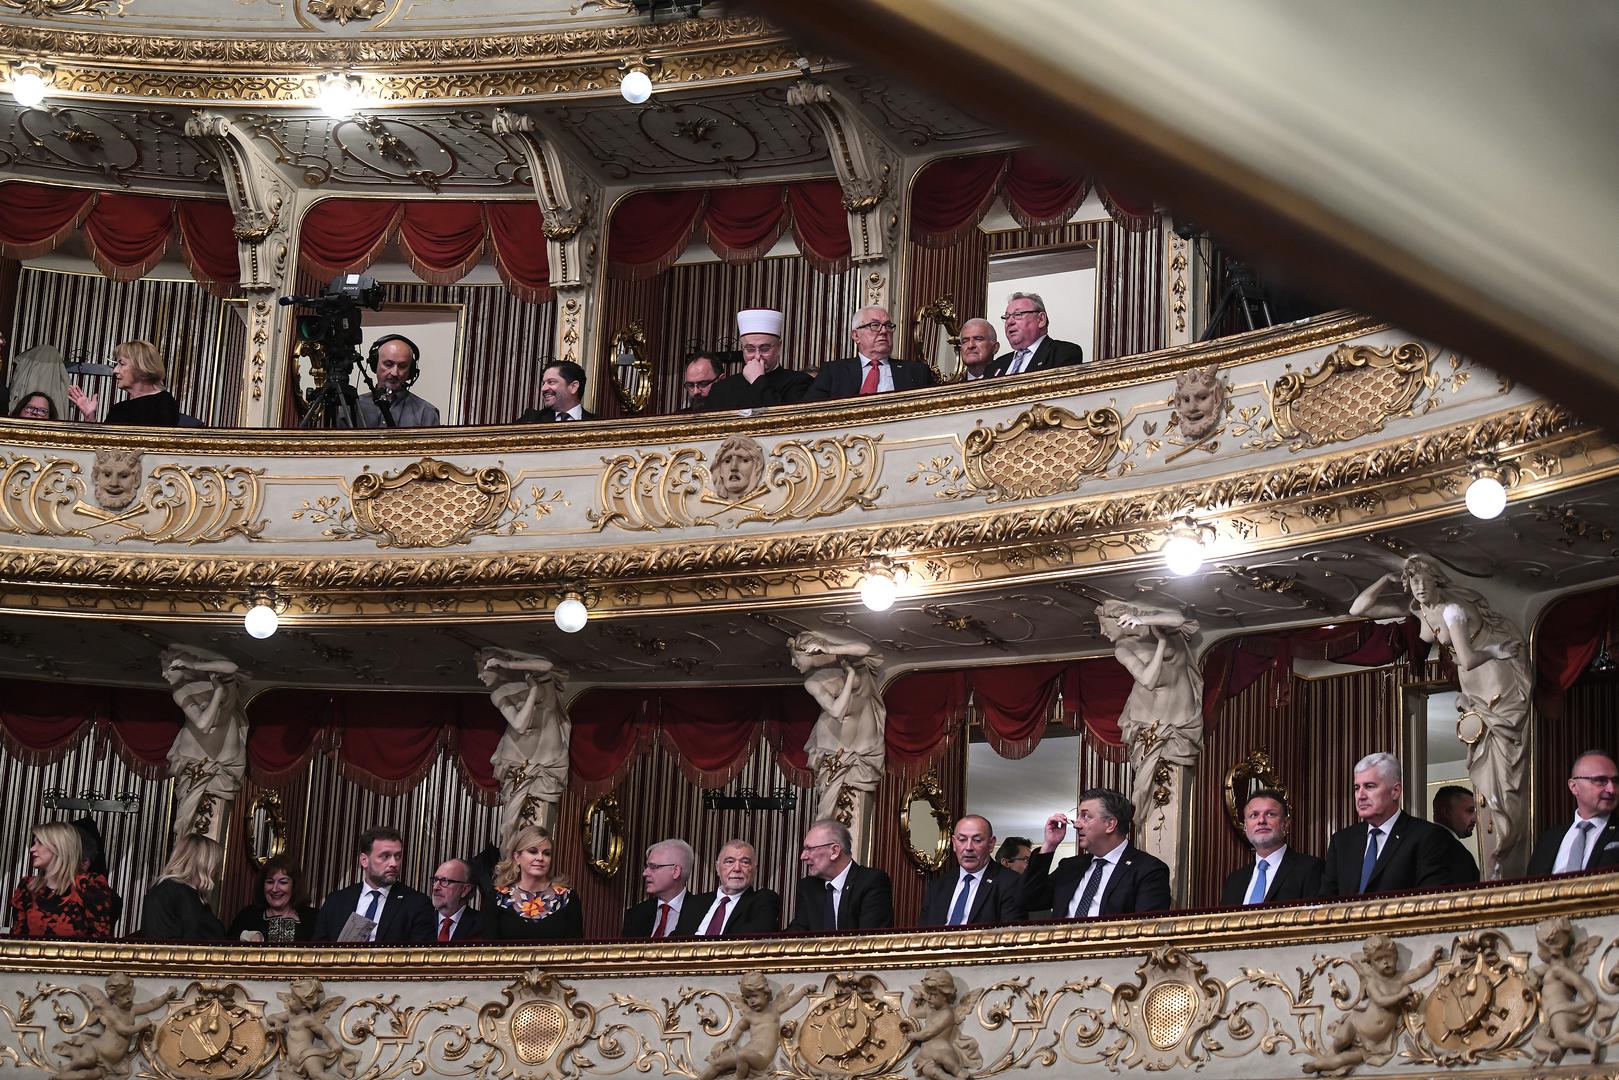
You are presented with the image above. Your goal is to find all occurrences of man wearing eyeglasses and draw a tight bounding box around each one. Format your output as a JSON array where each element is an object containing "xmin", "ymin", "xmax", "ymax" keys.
[
  {"xmin": 704, "ymin": 308, "xmax": 813, "ymax": 411},
  {"xmin": 804, "ymin": 306, "xmax": 938, "ymax": 400},
  {"xmin": 786, "ymin": 819, "xmax": 893, "ymax": 931},
  {"xmin": 1527, "ymin": 750, "xmax": 1619, "ymax": 875},
  {"xmin": 428, "ymin": 859, "xmax": 482, "ymax": 942},
  {"xmin": 989, "ymin": 292, "xmax": 1084, "ymax": 377},
  {"xmin": 623, "ymin": 838, "xmax": 705, "ymax": 938},
  {"xmin": 681, "ymin": 353, "xmax": 726, "ymax": 412}
]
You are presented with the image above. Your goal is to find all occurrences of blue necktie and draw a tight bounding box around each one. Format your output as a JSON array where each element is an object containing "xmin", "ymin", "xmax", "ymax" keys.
[
  {"xmin": 1358, "ymin": 827, "xmax": 1383, "ymax": 893},
  {"xmin": 1246, "ymin": 859, "xmax": 1269, "ymax": 905},
  {"xmin": 947, "ymin": 873, "xmax": 975, "ymax": 926},
  {"xmin": 364, "ymin": 888, "xmax": 381, "ymax": 921}
]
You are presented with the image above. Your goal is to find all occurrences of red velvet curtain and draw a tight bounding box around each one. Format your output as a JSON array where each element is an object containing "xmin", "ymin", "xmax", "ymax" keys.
[
  {"xmin": 658, "ymin": 688, "xmax": 770, "ymax": 787},
  {"xmin": 0, "ymin": 182, "xmax": 96, "ymax": 259},
  {"xmin": 175, "ymin": 201, "xmax": 242, "ymax": 296},
  {"xmin": 910, "ymin": 154, "xmax": 1009, "ymax": 247},
  {"xmin": 786, "ymin": 180, "xmax": 852, "ymax": 273},
  {"xmin": 485, "ymin": 202, "xmax": 552, "ymax": 303},
  {"xmin": 1004, "ymin": 150, "xmax": 1091, "ymax": 230},
  {"xmin": 910, "ymin": 151, "xmax": 1157, "ymax": 244},
  {"xmin": 1534, "ymin": 586, "xmax": 1619, "ymax": 719},
  {"xmin": 569, "ymin": 689, "xmax": 657, "ymax": 795},
  {"xmin": 299, "ymin": 198, "xmax": 405, "ymax": 277},
  {"xmin": 82, "ymin": 193, "xmax": 174, "ymax": 282},
  {"xmin": 606, "ymin": 190, "xmax": 708, "ymax": 280},
  {"xmin": 703, "ymin": 186, "xmax": 789, "ymax": 264},
  {"xmin": 397, "ymin": 202, "xmax": 487, "ymax": 285}
]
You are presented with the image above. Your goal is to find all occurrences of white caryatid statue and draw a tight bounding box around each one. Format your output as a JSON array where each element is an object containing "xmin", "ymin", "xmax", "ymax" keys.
[
  {"xmin": 1097, "ymin": 600, "xmax": 1203, "ymax": 897},
  {"xmin": 160, "ymin": 645, "xmax": 248, "ymax": 843},
  {"xmin": 1351, "ymin": 553, "xmax": 1530, "ymax": 880},
  {"xmin": 478, "ymin": 648, "xmax": 570, "ymax": 845},
  {"xmin": 790, "ymin": 631, "xmax": 886, "ymax": 863}
]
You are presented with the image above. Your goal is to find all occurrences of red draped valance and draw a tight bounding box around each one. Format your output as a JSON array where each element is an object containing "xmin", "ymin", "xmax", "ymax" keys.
[
  {"xmin": 1534, "ymin": 585, "xmax": 1619, "ymax": 718},
  {"xmin": 298, "ymin": 198, "xmax": 551, "ymax": 303},
  {"xmin": 910, "ymin": 150, "xmax": 1157, "ymax": 246},
  {"xmin": 0, "ymin": 182, "xmax": 240, "ymax": 296},
  {"xmin": 606, "ymin": 181, "xmax": 851, "ymax": 280}
]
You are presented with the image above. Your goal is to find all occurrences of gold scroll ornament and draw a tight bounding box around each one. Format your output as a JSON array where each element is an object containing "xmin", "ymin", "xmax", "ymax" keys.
[
  {"xmin": 961, "ymin": 404, "xmax": 1123, "ymax": 502},
  {"xmin": 1270, "ymin": 342, "xmax": 1434, "ymax": 448},
  {"xmin": 349, "ymin": 457, "xmax": 512, "ymax": 548}
]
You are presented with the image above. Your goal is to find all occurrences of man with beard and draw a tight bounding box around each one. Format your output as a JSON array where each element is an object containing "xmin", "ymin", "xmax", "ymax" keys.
[
  {"xmin": 704, "ymin": 309, "xmax": 811, "ymax": 411},
  {"xmin": 312, "ymin": 827, "xmax": 436, "ymax": 942},
  {"xmin": 357, "ymin": 335, "xmax": 440, "ymax": 428},
  {"xmin": 518, "ymin": 360, "xmax": 595, "ymax": 423}
]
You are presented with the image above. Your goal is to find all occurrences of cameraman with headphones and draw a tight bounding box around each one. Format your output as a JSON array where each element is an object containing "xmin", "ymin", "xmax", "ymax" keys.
[{"xmin": 355, "ymin": 335, "xmax": 441, "ymax": 428}]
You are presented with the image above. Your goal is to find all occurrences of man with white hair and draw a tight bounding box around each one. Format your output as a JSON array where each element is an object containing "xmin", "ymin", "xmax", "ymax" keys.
[
  {"xmin": 804, "ymin": 306, "xmax": 938, "ymax": 399},
  {"xmin": 703, "ymin": 307, "xmax": 813, "ymax": 411},
  {"xmin": 989, "ymin": 291, "xmax": 1084, "ymax": 377},
  {"xmin": 1320, "ymin": 752, "xmax": 1469, "ymax": 895},
  {"xmin": 623, "ymin": 838, "xmax": 704, "ymax": 938},
  {"xmin": 958, "ymin": 318, "xmax": 999, "ymax": 382}
]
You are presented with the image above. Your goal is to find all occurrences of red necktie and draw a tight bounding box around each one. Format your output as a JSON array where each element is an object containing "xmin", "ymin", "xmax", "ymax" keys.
[
  {"xmin": 438, "ymin": 916, "xmax": 452, "ymax": 942},
  {"xmin": 859, "ymin": 359, "xmax": 880, "ymax": 395},
  {"xmin": 703, "ymin": 896, "xmax": 730, "ymax": 936},
  {"xmin": 652, "ymin": 902, "xmax": 671, "ymax": 938}
]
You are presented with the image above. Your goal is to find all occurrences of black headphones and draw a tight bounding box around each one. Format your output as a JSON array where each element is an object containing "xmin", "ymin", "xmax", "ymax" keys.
[{"xmin": 366, "ymin": 334, "xmax": 422, "ymax": 387}]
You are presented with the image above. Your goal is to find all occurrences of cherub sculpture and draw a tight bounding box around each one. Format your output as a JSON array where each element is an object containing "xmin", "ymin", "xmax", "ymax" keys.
[
  {"xmin": 265, "ymin": 978, "xmax": 357, "ymax": 1080},
  {"xmin": 1304, "ymin": 935, "xmax": 1443, "ymax": 1075},
  {"xmin": 905, "ymin": 972, "xmax": 983, "ymax": 1080},
  {"xmin": 697, "ymin": 973, "xmax": 810, "ymax": 1080},
  {"xmin": 478, "ymin": 648, "xmax": 570, "ymax": 844},
  {"xmin": 790, "ymin": 632, "xmax": 886, "ymax": 824},
  {"xmin": 50, "ymin": 973, "xmax": 177, "ymax": 1080},
  {"xmin": 1527, "ymin": 916, "xmax": 1616, "ymax": 1063},
  {"xmin": 161, "ymin": 645, "xmax": 248, "ymax": 841}
]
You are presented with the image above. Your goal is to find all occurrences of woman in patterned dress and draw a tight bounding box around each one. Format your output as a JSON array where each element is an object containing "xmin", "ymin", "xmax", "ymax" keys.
[{"xmin": 485, "ymin": 825, "xmax": 583, "ymax": 940}]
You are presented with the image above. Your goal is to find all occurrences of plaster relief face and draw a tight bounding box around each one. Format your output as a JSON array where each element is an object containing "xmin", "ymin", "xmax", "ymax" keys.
[
  {"xmin": 1171, "ymin": 366, "xmax": 1226, "ymax": 441},
  {"xmin": 710, "ymin": 435, "xmax": 765, "ymax": 501},
  {"xmin": 92, "ymin": 450, "xmax": 143, "ymax": 511}
]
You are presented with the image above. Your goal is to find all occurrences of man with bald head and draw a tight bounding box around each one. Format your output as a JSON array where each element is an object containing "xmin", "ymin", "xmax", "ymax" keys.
[
  {"xmin": 804, "ymin": 306, "xmax": 938, "ymax": 400},
  {"xmin": 958, "ymin": 318, "xmax": 999, "ymax": 382},
  {"xmin": 918, "ymin": 814, "xmax": 1027, "ymax": 926},
  {"xmin": 704, "ymin": 308, "xmax": 813, "ymax": 411},
  {"xmin": 1527, "ymin": 750, "xmax": 1619, "ymax": 875},
  {"xmin": 429, "ymin": 858, "xmax": 482, "ymax": 941},
  {"xmin": 688, "ymin": 839, "xmax": 782, "ymax": 936}
]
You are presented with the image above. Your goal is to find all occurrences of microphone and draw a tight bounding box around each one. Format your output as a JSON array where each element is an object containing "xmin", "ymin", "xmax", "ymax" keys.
[{"xmin": 278, "ymin": 294, "xmax": 326, "ymax": 306}]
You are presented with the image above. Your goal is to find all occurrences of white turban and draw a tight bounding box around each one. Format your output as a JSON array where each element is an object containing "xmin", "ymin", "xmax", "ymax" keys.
[{"xmin": 736, "ymin": 308, "xmax": 784, "ymax": 337}]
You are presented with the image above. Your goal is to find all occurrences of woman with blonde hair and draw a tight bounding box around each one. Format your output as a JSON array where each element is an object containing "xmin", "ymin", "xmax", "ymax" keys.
[
  {"xmin": 138, "ymin": 834, "xmax": 226, "ymax": 940},
  {"xmin": 68, "ymin": 339, "xmax": 181, "ymax": 426},
  {"xmin": 8, "ymin": 821, "xmax": 118, "ymax": 939},
  {"xmin": 486, "ymin": 825, "xmax": 582, "ymax": 940}
]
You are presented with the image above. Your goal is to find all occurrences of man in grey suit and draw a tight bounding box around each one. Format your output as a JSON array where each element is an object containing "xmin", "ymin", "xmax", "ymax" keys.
[
  {"xmin": 918, "ymin": 814, "xmax": 1027, "ymax": 926},
  {"xmin": 990, "ymin": 291, "xmax": 1084, "ymax": 376}
]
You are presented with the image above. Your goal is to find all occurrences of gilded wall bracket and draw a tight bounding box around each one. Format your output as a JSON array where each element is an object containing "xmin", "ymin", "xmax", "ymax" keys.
[
  {"xmin": 961, "ymin": 404, "xmax": 1123, "ymax": 502},
  {"xmin": 1266, "ymin": 342, "xmax": 1436, "ymax": 450}
]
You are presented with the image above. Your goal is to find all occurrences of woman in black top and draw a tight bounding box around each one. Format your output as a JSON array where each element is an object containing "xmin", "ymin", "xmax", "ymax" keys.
[
  {"xmin": 138, "ymin": 834, "xmax": 226, "ymax": 941},
  {"xmin": 227, "ymin": 855, "xmax": 319, "ymax": 943},
  {"xmin": 68, "ymin": 339, "xmax": 181, "ymax": 427},
  {"xmin": 484, "ymin": 825, "xmax": 583, "ymax": 941}
]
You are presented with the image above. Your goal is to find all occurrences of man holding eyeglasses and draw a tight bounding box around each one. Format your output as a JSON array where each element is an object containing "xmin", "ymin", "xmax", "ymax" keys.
[
  {"xmin": 804, "ymin": 306, "xmax": 938, "ymax": 400},
  {"xmin": 990, "ymin": 292, "xmax": 1084, "ymax": 377},
  {"xmin": 704, "ymin": 308, "xmax": 813, "ymax": 411},
  {"xmin": 786, "ymin": 819, "xmax": 893, "ymax": 931},
  {"xmin": 428, "ymin": 859, "xmax": 482, "ymax": 942},
  {"xmin": 1527, "ymin": 750, "xmax": 1619, "ymax": 875},
  {"xmin": 681, "ymin": 353, "xmax": 726, "ymax": 412},
  {"xmin": 623, "ymin": 838, "xmax": 705, "ymax": 938}
]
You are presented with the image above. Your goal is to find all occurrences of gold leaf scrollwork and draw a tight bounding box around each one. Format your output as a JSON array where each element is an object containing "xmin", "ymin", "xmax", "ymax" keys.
[
  {"xmin": 1413, "ymin": 930, "xmax": 1537, "ymax": 1065},
  {"xmin": 1110, "ymin": 946, "xmax": 1227, "ymax": 1069},
  {"xmin": 305, "ymin": 0, "xmax": 386, "ymax": 23},
  {"xmin": 348, "ymin": 458, "xmax": 513, "ymax": 548},
  {"xmin": 479, "ymin": 970, "xmax": 596, "ymax": 1078},
  {"xmin": 789, "ymin": 973, "xmax": 908, "ymax": 1078},
  {"xmin": 588, "ymin": 435, "xmax": 884, "ymax": 532},
  {"xmin": 150, "ymin": 982, "xmax": 274, "ymax": 1080},
  {"xmin": 1270, "ymin": 342, "xmax": 1434, "ymax": 449},
  {"xmin": 1222, "ymin": 750, "xmax": 1289, "ymax": 830},
  {"xmin": 0, "ymin": 453, "xmax": 265, "ymax": 544},
  {"xmin": 0, "ymin": 0, "xmax": 123, "ymax": 14},
  {"xmin": 961, "ymin": 405, "xmax": 1123, "ymax": 502}
]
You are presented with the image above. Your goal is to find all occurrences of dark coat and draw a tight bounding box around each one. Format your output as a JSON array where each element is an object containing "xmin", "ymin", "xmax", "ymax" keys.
[
  {"xmin": 1320, "ymin": 814, "xmax": 1470, "ymax": 896},
  {"xmin": 704, "ymin": 365, "xmax": 814, "ymax": 410},
  {"xmin": 1218, "ymin": 848, "xmax": 1326, "ymax": 906},
  {"xmin": 137, "ymin": 879, "xmax": 226, "ymax": 941},
  {"xmin": 803, "ymin": 357, "xmax": 937, "ymax": 400},
  {"xmin": 1526, "ymin": 817, "xmax": 1619, "ymax": 875},
  {"xmin": 917, "ymin": 864, "xmax": 1027, "ymax": 926},
  {"xmin": 1023, "ymin": 844, "xmax": 1171, "ymax": 918},
  {"xmin": 622, "ymin": 892, "xmax": 707, "ymax": 938},
  {"xmin": 684, "ymin": 887, "xmax": 784, "ymax": 936},
  {"xmin": 786, "ymin": 863, "xmax": 894, "ymax": 931},
  {"xmin": 517, "ymin": 405, "xmax": 598, "ymax": 424},
  {"xmin": 989, "ymin": 336, "xmax": 1085, "ymax": 377},
  {"xmin": 312, "ymin": 882, "xmax": 437, "ymax": 943},
  {"xmin": 434, "ymin": 905, "xmax": 484, "ymax": 942}
]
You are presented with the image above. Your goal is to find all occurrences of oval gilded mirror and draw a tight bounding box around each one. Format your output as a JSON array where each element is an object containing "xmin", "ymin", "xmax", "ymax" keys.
[
  {"xmin": 607, "ymin": 323, "xmax": 652, "ymax": 415},
  {"xmin": 582, "ymin": 794, "xmax": 626, "ymax": 878},
  {"xmin": 1223, "ymin": 750, "xmax": 1289, "ymax": 830},
  {"xmin": 913, "ymin": 294, "xmax": 963, "ymax": 383},
  {"xmin": 242, "ymin": 791, "xmax": 287, "ymax": 871},
  {"xmin": 900, "ymin": 773, "xmax": 952, "ymax": 873}
]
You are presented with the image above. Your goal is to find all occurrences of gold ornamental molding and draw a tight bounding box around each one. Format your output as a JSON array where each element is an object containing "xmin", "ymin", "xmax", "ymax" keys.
[
  {"xmin": 348, "ymin": 457, "xmax": 512, "ymax": 548},
  {"xmin": 0, "ymin": 401, "xmax": 1598, "ymax": 619},
  {"xmin": 1270, "ymin": 341, "xmax": 1434, "ymax": 449},
  {"xmin": 961, "ymin": 403, "xmax": 1122, "ymax": 501},
  {"xmin": 0, "ymin": 0, "xmax": 122, "ymax": 13}
]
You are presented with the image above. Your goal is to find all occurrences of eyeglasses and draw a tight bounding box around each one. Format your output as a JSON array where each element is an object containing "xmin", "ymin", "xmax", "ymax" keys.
[
  {"xmin": 1572, "ymin": 774, "xmax": 1619, "ymax": 786},
  {"xmin": 430, "ymin": 876, "xmax": 469, "ymax": 887},
  {"xmin": 1003, "ymin": 854, "xmax": 1031, "ymax": 865},
  {"xmin": 1001, "ymin": 309, "xmax": 1042, "ymax": 321},
  {"xmin": 683, "ymin": 378, "xmax": 717, "ymax": 391},
  {"xmin": 854, "ymin": 320, "xmax": 897, "ymax": 333},
  {"xmin": 644, "ymin": 861, "xmax": 679, "ymax": 871},
  {"xmin": 18, "ymin": 405, "xmax": 50, "ymax": 418},
  {"xmin": 800, "ymin": 841, "xmax": 838, "ymax": 853}
]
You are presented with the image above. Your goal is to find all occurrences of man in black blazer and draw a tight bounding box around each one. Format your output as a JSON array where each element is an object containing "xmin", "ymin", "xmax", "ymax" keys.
[
  {"xmin": 803, "ymin": 306, "xmax": 937, "ymax": 400},
  {"xmin": 687, "ymin": 839, "xmax": 783, "ymax": 936},
  {"xmin": 1527, "ymin": 750, "xmax": 1619, "ymax": 876},
  {"xmin": 1219, "ymin": 789, "xmax": 1324, "ymax": 905},
  {"xmin": 1320, "ymin": 753, "xmax": 1472, "ymax": 896},
  {"xmin": 918, "ymin": 815, "xmax": 1026, "ymax": 926},
  {"xmin": 1024, "ymin": 788, "xmax": 1171, "ymax": 918},
  {"xmin": 312, "ymin": 827, "xmax": 436, "ymax": 943},
  {"xmin": 786, "ymin": 819, "xmax": 893, "ymax": 931},
  {"xmin": 988, "ymin": 292, "xmax": 1084, "ymax": 377},
  {"xmin": 705, "ymin": 308, "xmax": 814, "ymax": 411},
  {"xmin": 429, "ymin": 859, "xmax": 482, "ymax": 942},
  {"xmin": 518, "ymin": 359, "xmax": 597, "ymax": 423},
  {"xmin": 623, "ymin": 838, "xmax": 705, "ymax": 938}
]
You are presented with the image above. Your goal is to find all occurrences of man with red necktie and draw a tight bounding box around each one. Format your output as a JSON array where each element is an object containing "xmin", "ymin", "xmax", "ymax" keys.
[
  {"xmin": 803, "ymin": 306, "xmax": 938, "ymax": 400},
  {"xmin": 429, "ymin": 858, "xmax": 482, "ymax": 941},
  {"xmin": 687, "ymin": 839, "xmax": 782, "ymax": 937},
  {"xmin": 622, "ymin": 838, "xmax": 705, "ymax": 939}
]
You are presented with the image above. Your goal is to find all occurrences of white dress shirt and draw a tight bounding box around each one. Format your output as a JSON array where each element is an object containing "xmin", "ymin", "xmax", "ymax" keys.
[
  {"xmin": 354, "ymin": 883, "xmax": 392, "ymax": 942},
  {"xmin": 946, "ymin": 867, "xmax": 984, "ymax": 923},
  {"xmin": 1554, "ymin": 813, "xmax": 1611, "ymax": 872},
  {"xmin": 825, "ymin": 863, "xmax": 853, "ymax": 923},
  {"xmin": 695, "ymin": 889, "xmax": 744, "ymax": 936},
  {"xmin": 654, "ymin": 889, "xmax": 688, "ymax": 937},
  {"xmin": 1068, "ymin": 846, "xmax": 1122, "ymax": 918},
  {"xmin": 856, "ymin": 354, "xmax": 895, "ymax": 393},
  {"xmin": 1243, "ymin": 844, "xmax": 1289, "ymax": 903}
]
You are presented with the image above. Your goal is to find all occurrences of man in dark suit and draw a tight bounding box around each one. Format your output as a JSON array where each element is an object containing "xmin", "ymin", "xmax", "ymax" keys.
[
  {"xmin": 704, "ymin": 308, "xmax": 813, "ymax": 411},
  {"xmin": 1023, "ymin": 788, "xmax": 1171, "ymax": 918},
  {"xmin": 1219, "ymin": 789, "xmax": 1325, "ymax": 905},
  {"xmin": 1527, "ymin": 750, "xmax": 1619, "ymax": 875},
  {"xmin": 919, "ymin": 814, "xmax": 1027, "ymax": 926},
  {"xmin": 687, "ymin": 839, "xmax": 782, "ymax": 936},
  {"xmin": 1320, "ymin": 753, "xmax": 1472, "ymax": 896},
  {"xmin": 517, "ymin": 360, "xmax": 596, "ymax": 423},
  {"xmin": 988, "ymin": 292, "xmax": 1084, "ymax": 377},
  {"xmin": 803, "ymin": 306, "xmax": 937, "ymax": 400},
  {"xmin": 429, "ymin": 859, "xmax": 482, "ymax": 942},
  {"xmin": 786, "ymin": 819, "xmax": 893, "ymax": 931},
  {"xmin": 623, "ymin": 838, "xmax": 705, "ymax": 938},
  {"xmin": 1431, "ymin": 784, "xmax": 1481, "ymax": 883},
  {"xmin": 312, "ymin": 827, "xmax": 436, "ymax": 943}
]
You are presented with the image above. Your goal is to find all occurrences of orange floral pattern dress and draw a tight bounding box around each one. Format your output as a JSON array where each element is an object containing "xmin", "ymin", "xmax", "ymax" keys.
[{"xmin": 9, "ymin": 873, "xmax": 119, "ymax": 939}]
